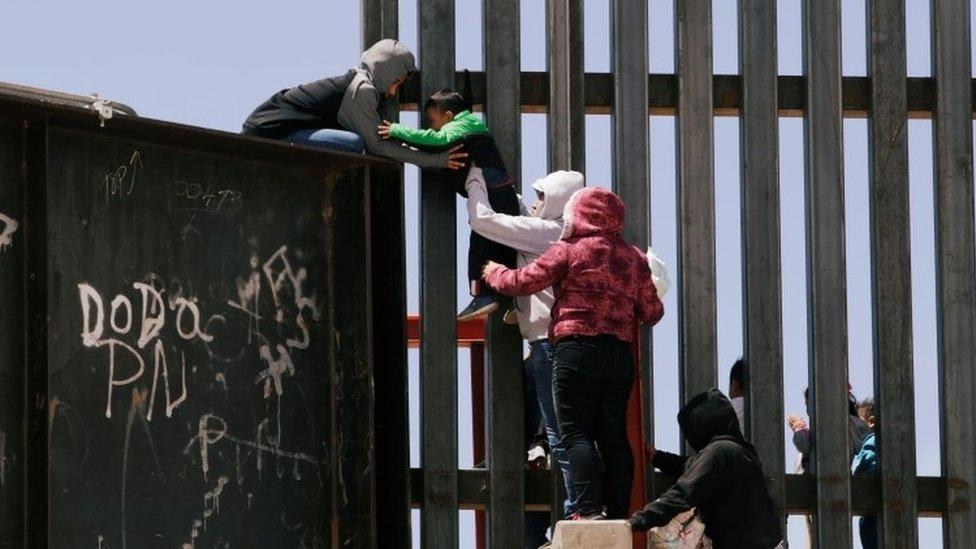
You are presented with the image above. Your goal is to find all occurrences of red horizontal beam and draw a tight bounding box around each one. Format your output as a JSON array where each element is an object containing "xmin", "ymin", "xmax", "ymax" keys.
[{"xmin": 406, "ymin": 315, "xmax": 486, "ymax": 348}]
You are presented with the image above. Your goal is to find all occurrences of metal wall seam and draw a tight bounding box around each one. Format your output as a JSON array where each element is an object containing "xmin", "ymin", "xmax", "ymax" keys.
[
  {"xmin": 483, "ymin": 1, "xmax": 526, "ymax": 547},
  {"xmin": 418, "ymin": 0, "xmax": 460, "ymax": 546},
  {"xmin": 361, "ymin": 4, "xmax": 411, "ymax": 546},
  {"xmin": 23, "ymin": 118, "xmax": 49, "ymax": 547},
  {"xmin": 547, "ymin": 0, "xmax": 586, "ymax": 172},
  {"xmin": 802, "ymin": 0, "xmax": 852, "ymax": 544},
  {"xmin": 546, "ymin": 2, "xmax": 586, "ymax": 521},
  {"xmin": 610, "ymin": 0, "xmax": 652, "ymax": 506},
  {"xmin": 738, "ymin": 0, "xmax": 786, "ymax": 532},
  {"xmin": 674, "ymin": 0, "xmax": 718, "ymax": 414},
  {"xmin": 362, "ymin": 0, "xmax": 401, "ymax": 122},
  {"xmin": 866, "ymin": 0, "xmax": 919, "ymax": 546},
  {"xmin": 931, "ymin": 0, "xmax": 976, "ymax": 544}
]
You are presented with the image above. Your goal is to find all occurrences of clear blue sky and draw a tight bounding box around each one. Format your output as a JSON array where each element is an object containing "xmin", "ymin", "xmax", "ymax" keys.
[{"xmin": 3, "ymin": 0, "xmax": 967, "ymax": 546}]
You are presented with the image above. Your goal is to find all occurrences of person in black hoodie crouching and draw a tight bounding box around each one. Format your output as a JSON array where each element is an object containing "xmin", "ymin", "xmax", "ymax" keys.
[{"xmin": 628, "ymin": 389, "xmax": 782, "ymax": 549}]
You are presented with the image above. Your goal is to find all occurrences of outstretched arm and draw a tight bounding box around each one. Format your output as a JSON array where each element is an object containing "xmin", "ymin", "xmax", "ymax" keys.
[
  {"xmin": 465, "ymin": 168, "xmax": 561, "ymax": 255},
  {"xmin": 340, "ymin": 87, "xmax": 454, "ymax": 169},
  {"xmin": 484, "ymin": 243, "xmax": 568, "ymax": 297},
  {"xmin": 387, "ymin": 119, "xmax": 467, "ymax": 148},
  {"xmin": 629, "ymin": 447, "xmax": 725, "ymax": 532}
]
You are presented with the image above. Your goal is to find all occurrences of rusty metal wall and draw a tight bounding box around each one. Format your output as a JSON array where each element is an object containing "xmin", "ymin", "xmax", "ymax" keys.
[
  {"xmin": 373, "ymin": 2, "xmax": 974, "ymax": 547},
  {"xmin": 0, "ymin": 93, "xmax": 396, "ymax": 548}
]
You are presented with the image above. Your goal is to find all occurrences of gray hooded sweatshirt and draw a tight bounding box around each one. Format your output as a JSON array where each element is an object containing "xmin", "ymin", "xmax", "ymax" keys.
[
  {"xmin": 244, "ymin": 40, "xmax": 450, "ymax": 168},
  {"xmin": 337, "ymin": 40, "xmax": 449, "ymax": 167},
  {"xmin": 465, "ymin": 167, "xmax": 585, "ymax": 342}
]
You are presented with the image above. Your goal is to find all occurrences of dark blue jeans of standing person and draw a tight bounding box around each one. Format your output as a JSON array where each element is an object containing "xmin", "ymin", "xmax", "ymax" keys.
[
  {"xmin": 526, "ymin": 340, "xmax": 577, "ymax": 515},
  {"xmin": 285, "ymin": 128, "xmax": 365, "ymax": 154},
  {"xmin": 552, "ymin": 335, "xmax": 634, "ymax": 519},
  {"xmin": 859, "ymin": 516, "xmax": 877, "ymax": 549},
  {"xmin": 523, "ymin": 339, "xmax": 578, "ymax": 547}
]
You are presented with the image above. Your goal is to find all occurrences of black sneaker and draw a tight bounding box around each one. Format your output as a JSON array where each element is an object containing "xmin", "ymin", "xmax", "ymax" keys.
[{"xmin": 457, "ymin": 294, "xmax": 499, "ymax": 321}]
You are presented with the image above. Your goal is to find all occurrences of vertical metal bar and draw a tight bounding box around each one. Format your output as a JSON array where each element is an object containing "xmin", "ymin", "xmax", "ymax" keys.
[
  {"xmin": 931, "ymin": 0, "xmax": 976, "ymax": 544},
  {"xmin": 611, "ymin": 0, "xmax": 651, "ymax": 509},
  {"xmin": 802, "ymin": 0, "xmax": 851, "ymax": 544},
  {"xmin": 674, "ymin": 0, "xmax": 717, "ymax": 410},
  {"xmin": 865, "ymin": 1, "xmax": 918, "ymax": 546},
  {"xmin": 547, "ymin": 0, "xmax": 585, "ymax": 172},
  {"xmin": 361, "ymin": 0, "xmax": 399, "ymax": 47},
  {"xmin": 546, "ymin": 1, "xmax": 584, "ymax": 524},
  {"xmin": 470, "ymin": 343, "xmax": 487, "ymax": 549},
  {"xmin": 362, "ymin": 0, "xmax": 400, "ymax": 122},
  {"xmin": 483, "ymin": 2, "xmax": 525, "ymax": 545},
  {"xmin": 484, "ymin": 0, "xmax": 522, "ymax": 178},
  {"xmin": 738, "ymin": 0, "xmax": 785, "ymax": 530},
  {"xmin": 484, "ymin": 318, "xmax": 524, "ymax": 548},
  {"xmin": 418, "ymin": 0, "xmax": 458, "ymax": 546}
]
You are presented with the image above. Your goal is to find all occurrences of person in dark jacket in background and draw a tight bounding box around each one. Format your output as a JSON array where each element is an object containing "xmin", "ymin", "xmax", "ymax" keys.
[
  {"xmin": 629, "ymin": 389, "xmax": 782, "ymax": 549},
  {"xmin": 851, "ymin": 398, "xmax": 878, "ymax": 549},
  {"xmin": 242, "ymin": 39, "xmax": 466, "ymax": 170}
]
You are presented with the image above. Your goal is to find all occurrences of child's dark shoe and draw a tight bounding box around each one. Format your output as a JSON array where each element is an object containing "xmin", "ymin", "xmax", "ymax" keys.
[{"xmin": 457, "ymin": 294, "xmax": 498, "ymax": 321}]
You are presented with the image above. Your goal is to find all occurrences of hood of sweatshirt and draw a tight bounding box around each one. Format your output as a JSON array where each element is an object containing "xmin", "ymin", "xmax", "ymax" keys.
[
  {"xmin": 531, "ymin": 170, "xmax": 585, "ymax": 221},
  {"xmin": 560, "ymin": 187, "xmax": 625, "ymax": 239},
  {"xmin": 357, "ymin": 39, "xmax": 417, "ymax": 97},
  {"xmin": 678, "ymin": 389, "xmax": 750, "ymax": 453}
]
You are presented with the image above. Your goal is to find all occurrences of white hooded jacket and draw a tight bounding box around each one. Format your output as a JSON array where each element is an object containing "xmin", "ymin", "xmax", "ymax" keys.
[{"xmin": 465, "ymin": 167, "xmax": 585, "ymax": 342}]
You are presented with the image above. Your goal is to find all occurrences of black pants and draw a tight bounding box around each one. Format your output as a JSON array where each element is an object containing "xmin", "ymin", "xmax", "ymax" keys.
[
  {"xmin": 552, "ymin": 335, "xmax": 634, "ymax": 518},
  {"xmin": 468, "ymin": 183, "xmax": 519, "ymax": 292}
]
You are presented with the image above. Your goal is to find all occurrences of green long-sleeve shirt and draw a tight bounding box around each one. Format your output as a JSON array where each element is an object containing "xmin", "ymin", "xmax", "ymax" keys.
[{"xmin": 388, "ymin": 110, "xmax": 488, "ymax": 147}]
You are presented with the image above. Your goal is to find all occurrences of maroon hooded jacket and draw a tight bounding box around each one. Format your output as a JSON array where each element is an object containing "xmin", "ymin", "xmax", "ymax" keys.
[{"xmin": 484, "ymin": 187, "xmax": 664, "ymax": 343}]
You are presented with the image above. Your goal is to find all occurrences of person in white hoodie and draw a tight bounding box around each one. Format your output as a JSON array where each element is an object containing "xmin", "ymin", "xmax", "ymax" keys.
[{"xmin": 465, "ymin": 166, "xmax": 584, "ymax": 543}]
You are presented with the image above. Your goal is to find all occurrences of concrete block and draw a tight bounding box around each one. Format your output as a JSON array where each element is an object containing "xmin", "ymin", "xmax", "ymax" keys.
[{"xmin": 548, "ymin": 520, "xmax": 632, "ymax": 549}]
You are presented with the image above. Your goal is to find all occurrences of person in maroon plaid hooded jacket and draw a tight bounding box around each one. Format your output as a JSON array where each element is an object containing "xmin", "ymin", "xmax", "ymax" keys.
[{"xmin": 483, "ymin": 186, "xmax": 664, "ymax": 519}]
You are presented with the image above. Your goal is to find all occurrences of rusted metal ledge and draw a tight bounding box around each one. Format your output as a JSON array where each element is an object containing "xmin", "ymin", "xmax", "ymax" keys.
[
  {"xmin": 0, "ymin": 91, "xmax": 399, "ymax": 175},
  {"xmin": 408, "ymin": 469, "xmax": 947, "ymax": 517},
  {"xmin": 398, "ymin": 71, "xmax": 975, "ymax": 118}
]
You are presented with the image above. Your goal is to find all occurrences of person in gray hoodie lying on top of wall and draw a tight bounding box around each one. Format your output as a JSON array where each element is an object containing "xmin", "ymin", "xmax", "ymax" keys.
[
  {"xmin": 242, "ymin": 39, "xmax": 467, "ymax": 170},
  {"xmin": 465, "ymin": 166, "xmax": 584, "ymax": 548}
]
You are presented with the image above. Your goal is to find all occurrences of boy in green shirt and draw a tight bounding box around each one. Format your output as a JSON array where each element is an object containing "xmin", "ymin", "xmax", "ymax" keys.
[{"xmin": 379, "ymin": 90, "xmax": 519, "ymax": 321}]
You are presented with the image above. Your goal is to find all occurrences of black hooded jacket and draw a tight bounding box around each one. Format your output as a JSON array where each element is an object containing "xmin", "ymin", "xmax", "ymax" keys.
[{"xmin": 630, "ymin": 389, "xmax": 782, "ymax": 549}]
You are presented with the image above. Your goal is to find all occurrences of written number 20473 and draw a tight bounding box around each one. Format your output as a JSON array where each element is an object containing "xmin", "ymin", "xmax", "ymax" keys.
[{"xmin": 176, "ymin": 181, "xmax": 244, "ymax": 213}]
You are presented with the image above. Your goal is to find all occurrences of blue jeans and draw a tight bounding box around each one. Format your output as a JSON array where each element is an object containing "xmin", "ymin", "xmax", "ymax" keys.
[
  {"xmin": 859, "ymin": 516, "xmax": 877, "ymax": 549},
  {"xmin": 285, "ymin": 128, "xmax": 365, "ymax": 154},
  {"xmin": 525, "ymin": 339, "xmax": 577, "ymax": 516}
]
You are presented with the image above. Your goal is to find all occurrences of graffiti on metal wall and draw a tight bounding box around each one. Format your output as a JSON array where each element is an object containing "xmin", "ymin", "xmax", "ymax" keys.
[{"xmin": 0, "ymin": 212, "xmax": 17, "ymax": 256}]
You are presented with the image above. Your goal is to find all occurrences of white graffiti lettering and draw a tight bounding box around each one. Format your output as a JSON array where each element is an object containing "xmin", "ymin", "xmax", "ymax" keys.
[
  {"xmin": 133, "ymin": 282, "xmax": 165, "ymax": 348},
  {"xmin": 146, "ymin": 340, "xmax": 188, "ymax": 421},
  {"xmin": 0, "ymin": 212, "xmax": 17, "ymax": 256},
  {"xmin": 98, "ymin": 338, "xmax": 145, "ymax": 419},
  {"xmin": 102, "ymin": 151, "xmax": 142, "ymax": 202},
  {"xmin": 79, "ymin": 280, "xmax": 215, "ymax": 419}
]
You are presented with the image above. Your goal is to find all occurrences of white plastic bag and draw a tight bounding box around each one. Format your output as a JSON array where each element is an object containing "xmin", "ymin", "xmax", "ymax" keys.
[{"xmin": 647, "ymin": 247, "xmax": 671, "ymax": 298}]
